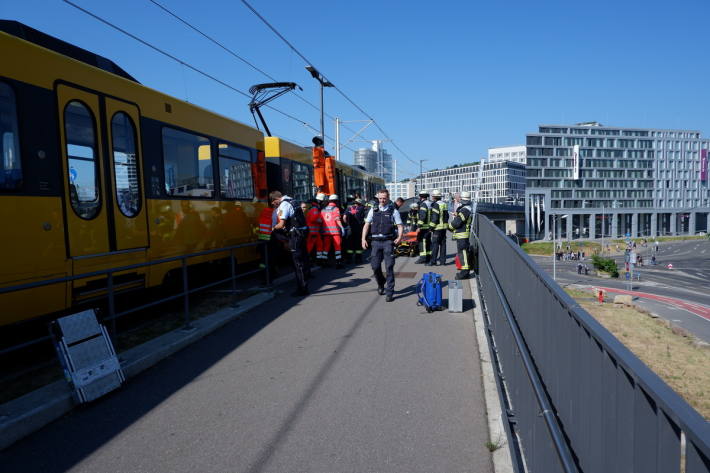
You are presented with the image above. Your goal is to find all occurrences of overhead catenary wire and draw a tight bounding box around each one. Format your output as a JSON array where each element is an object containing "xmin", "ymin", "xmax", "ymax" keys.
[
  {"xmin": 146, "ymin": 0, "xmax": 376, "ymax": 147},
  {"xmin": 61, "ymin": 0, "xmax": 358, "ymax": 152},
  {"xmin": 239, "ymin": 0, "xmax": 420, "ymax": 168}
]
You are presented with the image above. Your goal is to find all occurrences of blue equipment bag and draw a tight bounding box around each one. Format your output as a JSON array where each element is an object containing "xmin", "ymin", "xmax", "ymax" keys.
[{"xmin": 417, "ymin": 272, "xmax": 443, "ymax": 312}]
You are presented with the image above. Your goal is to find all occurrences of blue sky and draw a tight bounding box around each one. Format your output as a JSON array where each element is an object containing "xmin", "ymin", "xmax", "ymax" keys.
[{"xmin": 3, "ymin": 0, "xmax": 710, "ymax": 178}]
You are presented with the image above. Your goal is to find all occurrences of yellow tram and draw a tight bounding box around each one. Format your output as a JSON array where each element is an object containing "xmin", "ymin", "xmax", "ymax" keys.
[{"xmin": 0, "ymin": 21, "xmax": 383, "ymax": 326}]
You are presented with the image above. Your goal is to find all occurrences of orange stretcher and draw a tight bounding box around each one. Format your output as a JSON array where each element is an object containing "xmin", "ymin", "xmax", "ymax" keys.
[{"xmin": 394, "ymin": 231, "xmax": 418, "ymax": 257}]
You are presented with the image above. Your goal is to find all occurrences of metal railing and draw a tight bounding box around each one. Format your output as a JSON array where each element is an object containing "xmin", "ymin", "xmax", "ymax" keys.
[
  {"xmin": 473, "ymin": 213, "xmax": 710, "ymax": 473},
  {"xmin": 0, "ymin": 241, "xmax": 269, "ymax": 358}
]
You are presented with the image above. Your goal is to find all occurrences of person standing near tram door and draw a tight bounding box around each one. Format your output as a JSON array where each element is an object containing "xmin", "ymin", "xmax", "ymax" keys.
[
  {"xmin": 415, "ymin": 190, "xmax": 432, "ymax": 264},
  {"xmin": 449, "ymin": 191, "xmax": 474, "ymax": 280},
  {"xmin": 361, "ymin": 189, "xmax": 403, "ymax": 302},
  {"xmin": 270, "ymin": 191, "xmax": 310, "ymax": 296},
  {"xmin": 428, "ymin": 189, "xmax": 448, "ymax": 266}
]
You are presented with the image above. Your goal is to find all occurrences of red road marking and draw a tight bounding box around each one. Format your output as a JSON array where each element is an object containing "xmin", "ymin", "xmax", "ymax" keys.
[{"xmin": 597, "ymin": 287, "xmax": 710, "ymax": 322}]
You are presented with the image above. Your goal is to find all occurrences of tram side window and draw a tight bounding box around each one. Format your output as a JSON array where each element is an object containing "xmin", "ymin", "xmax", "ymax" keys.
[
  {"xmin": 0, "ymin": 83, "xmax": 22, "ymax": 191},
  {"xmin": 112, "ymin": 112, "xmax": 141, "ymax": 217},
  {"xmin": 65, "ymin": 101, "xmax": 100, "ymax": 219},
  {"xmin": 162, "ymin": 127, "xmax": 213, "ymax": 198},
  {"xmin": 291, "ymin": 161, "xmax": 312, "ymax": 201},
  {"xmin": 218, "ymin": 143, "xmax": 253, "ymax": 199}
]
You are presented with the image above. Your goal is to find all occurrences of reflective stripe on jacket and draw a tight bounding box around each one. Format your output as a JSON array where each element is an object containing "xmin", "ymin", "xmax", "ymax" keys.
[
  {"xmin": 258, "ymin": 207, "xmax": 274, "ymax": 241},
  {"xmin": 321, "ymin": 203, "xmax": 342, "ymax": 235},
  {"xmin": 430, "ymin": 201, "xmax": 449, "ymax": 231},
  {"xmin": 306, "ymin": 207, "xmax": 322, "ymax": 234},
  {"xmin": 450, "ymin": 204, "xmax": 472, "ymax": 239}
]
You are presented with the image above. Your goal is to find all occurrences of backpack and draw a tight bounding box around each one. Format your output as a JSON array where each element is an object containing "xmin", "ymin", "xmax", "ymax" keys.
[{"xmin": 416, "ymin": 272, "xmax": 443, "ymax": 312}]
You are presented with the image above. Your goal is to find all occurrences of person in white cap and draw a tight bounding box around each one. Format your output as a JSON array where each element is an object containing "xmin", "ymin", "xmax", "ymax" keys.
[
  {"xmin": 428, "ymin": 189, "xmax": 448, "ymax": 266},
  {"xmin": 449, "ymin": 191, "xmax": 474, "ymax": 279},
  {"xmin": 321, "ymin": 194, "xmax": 345, "ymax": 268}
]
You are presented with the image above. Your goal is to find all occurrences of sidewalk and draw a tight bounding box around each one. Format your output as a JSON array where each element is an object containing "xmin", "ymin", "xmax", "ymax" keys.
[{"xmin": 1, "ymin": 254, "xmax": 494, "ymax": 473}]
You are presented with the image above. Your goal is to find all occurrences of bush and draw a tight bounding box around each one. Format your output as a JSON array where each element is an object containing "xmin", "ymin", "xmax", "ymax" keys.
[{"xmin": 591, "ymin": 255, "xmax": 619, "ymax": 278}]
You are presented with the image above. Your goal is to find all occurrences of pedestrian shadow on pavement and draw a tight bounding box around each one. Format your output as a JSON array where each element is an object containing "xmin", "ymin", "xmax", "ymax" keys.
[{"xmin": 313, "ymin": 278, "xmax": 372, "ymax": 294}]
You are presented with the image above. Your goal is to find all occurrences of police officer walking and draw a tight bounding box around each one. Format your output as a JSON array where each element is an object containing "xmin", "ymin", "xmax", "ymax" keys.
[
  {"xmin": 415, "ymin": 190, "xmax": 432, "ymax": 264},
  {"xmin": 428, "ymin": 189, "xmax": 448, "ymax": 266},
  {"xmin": 270, "ymin": 190, "xmax": 310, "ymax": 296},
  {"xmin": 449, "ymin": 191, "xmax": 474, "ymax": 280},
  {"xmin": 361, "ymin": 189, "xmax": 403, "ymax": 302}
]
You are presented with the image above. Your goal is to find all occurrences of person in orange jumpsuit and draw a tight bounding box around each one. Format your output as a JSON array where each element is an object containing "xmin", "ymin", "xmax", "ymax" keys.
[
  {"xmin": 321, "ymin": 194, "xmax": 345, "ymax": 268},
  {"xmin": 306, "ymin": 193, "xmax": 326, "ymax": 265}
]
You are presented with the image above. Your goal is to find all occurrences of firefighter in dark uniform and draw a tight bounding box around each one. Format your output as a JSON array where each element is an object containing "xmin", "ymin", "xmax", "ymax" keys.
[
  {"xmin": 271, "ymin": 190, "xmax": 310, "ymax": 296},
  {"xmin": 344, "ymin": 198, "xmax": 367, "ymax": 264},
  {"xmin": 415, "ymin": 190, "xmax": 432, "ymax": 264},
  {"xmin": 406, "ymin": 203, "xmax": 419, "ymax": 231},
  {"xmin": 361, "ymin": 189, "xmax": 403, "ymax": 302},
  {"xmin": 449, "ymin": 191, "xmax": 474, "ymax": 280},
  {"xmin": 428, "ymin": 189, "xmax": 448, "ymax": 266}
]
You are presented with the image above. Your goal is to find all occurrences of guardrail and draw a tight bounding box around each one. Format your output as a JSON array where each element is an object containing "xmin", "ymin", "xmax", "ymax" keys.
[
  {"xmin": 473, "ymin": 213, "xmax": 710, "ymax": 473},
  {"xmin": 0, "ymin": 241, "xmax": 269, "ymax": 359}
]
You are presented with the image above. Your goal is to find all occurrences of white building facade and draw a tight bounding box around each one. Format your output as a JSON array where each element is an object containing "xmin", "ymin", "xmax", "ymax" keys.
[
  {"xmin": 386, "ymin": 180, "xmax": 416, "ymax": 201},
  {"xmin": 420, "ymin": 161, "xmax": 526, "ymax": 204},
  {"xmin": 488, "ymin": 145, "xmax": 526, "ymax": 164},
  {"xmin": 525, "ymin": 122, "xmax": 710, "ymax": 240}
]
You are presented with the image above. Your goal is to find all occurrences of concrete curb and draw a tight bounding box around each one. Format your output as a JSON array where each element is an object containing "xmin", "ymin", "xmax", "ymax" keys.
[
  {"xmin": 0, "ymin": 289, "xmax": 275, "ymax": 451},
  {"xmin": 469, "ymin": 277, "xmax": 514, "ymax": 473}
]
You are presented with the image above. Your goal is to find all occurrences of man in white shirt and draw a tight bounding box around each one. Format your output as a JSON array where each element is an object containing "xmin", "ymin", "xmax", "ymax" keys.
[
  {"xmin": 271, "ymin": 190, "xmax": 309, "ymax": 296},
  {"xmin": 361, "ymin": 189, "xmax": 403, "ymax": 302}
]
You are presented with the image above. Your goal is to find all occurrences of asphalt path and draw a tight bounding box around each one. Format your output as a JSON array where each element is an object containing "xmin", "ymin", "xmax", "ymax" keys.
[
  {"xmin": 531, "ymin": 238, "xmax": 710, "ymax": 343},
  {"xmin": 0, "ymin": 253, "xmax": 492, "ymax": 473}
]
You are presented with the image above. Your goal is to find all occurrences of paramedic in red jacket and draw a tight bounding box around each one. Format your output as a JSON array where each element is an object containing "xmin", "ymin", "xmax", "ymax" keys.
[
  {"xmin": 321, "ymin": 194, "xmax": 345, "ymax": 268},
  {"xmin": 306, "ymin": 193, "xmax": 326, "ymax": 264}
]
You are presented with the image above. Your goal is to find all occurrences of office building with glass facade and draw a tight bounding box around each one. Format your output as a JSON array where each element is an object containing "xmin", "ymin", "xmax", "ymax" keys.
[{"xmin": 525, "ymin": 122, "xmax": 710, "ymax": 240}]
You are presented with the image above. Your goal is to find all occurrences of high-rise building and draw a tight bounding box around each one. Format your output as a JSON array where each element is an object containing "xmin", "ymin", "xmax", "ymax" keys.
[
  {"xmin": 488, "ymin": 145, "xmax": 526, "ymax": 164},
  {"xmin": 525, "ymin": 122, "xmax": 710, "ymax": 240},
  {"xmin": 353, "ymin": 141, "xmax": 392, "ymax": 182}
]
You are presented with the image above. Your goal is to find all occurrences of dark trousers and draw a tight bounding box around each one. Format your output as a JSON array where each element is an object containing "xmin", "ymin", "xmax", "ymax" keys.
[
  {"xmin": 289, "ymin": 230, "xmax": 309, "ymax": 290},
  {"xmin": 370, "ymin": 239, "xmax": 395, "ymax": 295},
  {"xmin": 345, "ymin": 225, "xmax": 363, "ymax": 257},
  {"xmin": 417, "ymin": 229, "xmax": 431, "ymax": 258},
  {"xmin": 430, "ymin": 229, "xmax": 447, "ymax": 265},
  {"xmin": 456, "ymin": 239, "xmax": 471, "ymax": 271}
]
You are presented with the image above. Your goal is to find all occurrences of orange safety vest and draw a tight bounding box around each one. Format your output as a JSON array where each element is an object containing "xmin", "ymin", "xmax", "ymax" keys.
[
  {"xmin": 306, "ymin": 207, "xmax": 322, "ymax": 234},
  {"xmin": 257, "ymin": 207, "xmax": 273, "ymax": 240},
  {"xmin": 321, "ymin": 203, "xmax": 341, "ymax": 235}
]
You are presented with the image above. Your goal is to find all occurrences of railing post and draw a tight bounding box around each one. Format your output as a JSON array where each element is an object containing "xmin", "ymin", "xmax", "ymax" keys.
[
  {"xmin": 107, "ymin": 272, "xmax": 117, "ymax": 338},
  {"xmin": 182, "ymin": 258, "xmax": 192, "ymax": 330}
]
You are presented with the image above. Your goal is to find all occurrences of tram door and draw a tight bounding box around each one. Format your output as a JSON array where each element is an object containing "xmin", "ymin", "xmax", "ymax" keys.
[{"xmin": 57, "ymin": 85, "xmax": 148, "ymax": 258}]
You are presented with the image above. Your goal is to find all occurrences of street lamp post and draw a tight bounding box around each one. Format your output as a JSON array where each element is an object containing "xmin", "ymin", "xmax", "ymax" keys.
[{"xmin": 305, "ymin": 65, "xmax": 334, "ymax": 144}]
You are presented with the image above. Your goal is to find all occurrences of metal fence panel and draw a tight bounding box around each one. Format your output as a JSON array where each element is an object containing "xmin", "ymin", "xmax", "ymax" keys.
[{"xmin": 474, "ymin": 214, "xmax": 710, "ymax": 473}]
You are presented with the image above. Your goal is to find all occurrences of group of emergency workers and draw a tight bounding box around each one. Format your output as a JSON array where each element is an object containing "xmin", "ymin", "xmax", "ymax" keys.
[
  {"xmin": 256, "ymin": 186, "xmax": 474, "ymax": 299},
  {"xmin": 411, "ymin": 189, "xmax": 474, "ymax": 280}
]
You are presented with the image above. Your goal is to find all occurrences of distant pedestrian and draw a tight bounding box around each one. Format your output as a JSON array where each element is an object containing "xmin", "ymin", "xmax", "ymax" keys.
[
  {"xmin": 577, "ymin": 263, "xmax": 582, "ymax": 274},
  {"xmin": 651, "ymin": 255, "xmax": 656, "ymax": 265},
  {"xmin": 584, "ymin": 264, "xmax": 589, "ymax": 275}
]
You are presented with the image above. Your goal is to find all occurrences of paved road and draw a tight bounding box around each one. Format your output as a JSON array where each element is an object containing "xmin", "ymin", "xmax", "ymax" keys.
[
  {"xmin": 1, "ymin": 254, "xmax": 492, "ymax": 473},
  {"xmin": 532, "ymin": 238, "xmax": 710, "ymax": 343}
]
